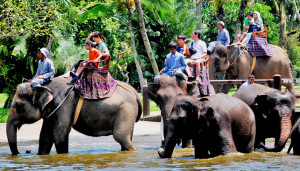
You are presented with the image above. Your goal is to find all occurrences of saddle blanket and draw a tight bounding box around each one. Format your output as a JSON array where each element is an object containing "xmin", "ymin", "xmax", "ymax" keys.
[
  {"xmin": 188, "ymin": 65, "xmax": 212, "ymax": 96},
  {"xmin": 247, "ymin": 36, "xmax": 273, "ymax": 57},
  {"xmin": 74, "ymin": 67, "xmax": 118, "ymax": 99}
]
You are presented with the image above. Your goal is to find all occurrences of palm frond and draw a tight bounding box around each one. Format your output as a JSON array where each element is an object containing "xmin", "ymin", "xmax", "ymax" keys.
[{"xmin": 78, "ymin": 2, "xmax": 118, "ymax": 24}]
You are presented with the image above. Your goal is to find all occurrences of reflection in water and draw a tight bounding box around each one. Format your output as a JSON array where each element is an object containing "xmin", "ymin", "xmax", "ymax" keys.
[{"xmin": 0, "ymin": 135, "xmax": 300, "ymax": 170}]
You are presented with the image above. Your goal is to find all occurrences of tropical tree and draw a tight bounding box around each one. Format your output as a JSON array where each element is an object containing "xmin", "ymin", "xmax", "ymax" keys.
[{"xmin": 134, "ymin": 0, "xmax": 159, "ymax": 75}]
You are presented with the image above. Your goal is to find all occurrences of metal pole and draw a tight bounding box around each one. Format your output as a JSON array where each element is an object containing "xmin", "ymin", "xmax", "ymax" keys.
[
  {"xmin": 142, "ymin": 85, "xmax": 150, "ymax": 116},
  {"xmin": 273, "ymin": 74, "xmax": 282, "ymax": 91}
]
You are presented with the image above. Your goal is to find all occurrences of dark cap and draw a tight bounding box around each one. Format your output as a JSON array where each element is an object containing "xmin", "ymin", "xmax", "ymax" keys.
[{"xmin": 82, "ymin": 40, "xmax": 94, "ymax": 46}]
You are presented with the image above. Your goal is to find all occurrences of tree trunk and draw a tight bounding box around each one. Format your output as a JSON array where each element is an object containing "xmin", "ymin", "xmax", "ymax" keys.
[
  {"xmin": 234, "ymin": 0, "xmax": 248, "ymax": 42},
  {"xmin": 128, "ymin": 9, "xmax": 146, "ymax": 90},
  {"xmin": 292, "ymin": 0, "xmax": 300, "ymax": 28},
  {"xmin": 289, "ymin": 10, "xmax": 296, "ymax": 32},
  {"xmin": 272, "ymin": 0, "xmax": 280, "ymax": 15},
  {"xmin": 196, "ymin": 0, "xmax": 202, "ymax": 30},
  {"xmin": 279, "ymin": 2, "xmax": 287, "ymax": 47},
  {"xmin": 134, "ymin": 0, "xmax": 159, "ymax": 75}
]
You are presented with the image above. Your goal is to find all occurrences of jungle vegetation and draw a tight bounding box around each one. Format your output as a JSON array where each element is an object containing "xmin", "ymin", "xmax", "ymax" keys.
[{"xmin": 0, "ymin": 0, "xmax": 300, "ymax": 108}]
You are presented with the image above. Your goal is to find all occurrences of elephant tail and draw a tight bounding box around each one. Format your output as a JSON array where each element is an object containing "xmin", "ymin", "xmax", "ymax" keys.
[{"xmin": 136, "ymin": 96, "xmax": 142, "ymax": 122}]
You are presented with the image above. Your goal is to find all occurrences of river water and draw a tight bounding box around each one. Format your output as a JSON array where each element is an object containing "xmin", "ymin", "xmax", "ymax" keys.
[{"xmin": 0, "ymin": 132, "xmax": 299, "ymax": 170}]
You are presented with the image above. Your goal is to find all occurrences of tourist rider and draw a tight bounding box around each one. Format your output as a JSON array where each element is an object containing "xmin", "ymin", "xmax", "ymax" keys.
[
  {"xmin": 176, "ymin": 35, "xmax": 193, "ymax": 78},
  {"xmin": 250, "ymin": 11, "xmax": 264, "ymax": 32},
  {"xmin": 31, "ymin": 48, "xmax": 55, "ymax": 87},
  {"xmin": 207, "ymin": 21, "xmax": 230, "ymax": 53},
  {"xmin": 154, "ymin": 41, "xmax": 187, "ymax": 81},
  {"xmin": 240, "ymin": 75, "xmax": 255, "ymax": 88},
  {"xmin": 236, "ymin": 12, "xmax": 254, "ymax": 44},
  {"xmin": 187, "ymin": 30, "xmax": 208, "ymax": 81},
  {"xmin": 70, "ymin": 40, "xmax": 102, "ymax": 82}
]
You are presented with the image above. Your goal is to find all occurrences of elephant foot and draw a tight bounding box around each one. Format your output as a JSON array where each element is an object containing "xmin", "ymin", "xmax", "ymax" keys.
[
  {"xmin": 158, "ymin": 147, "xmax": 165, "ymax": 158},
  {"xmin": 121, "ymin": 144, "xmax": 135, "ymax": 151}
]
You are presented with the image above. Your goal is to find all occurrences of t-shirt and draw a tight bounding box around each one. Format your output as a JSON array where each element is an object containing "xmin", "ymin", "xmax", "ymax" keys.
[
  {"xmin": 89, "ymin": 48, "xmax": 101, "ymax": 66},
  {"xmin": 191, "ymin": 40, "xmax": 207, "ymax": 60},
  {"xmin": 244, "ymin": 18, "xmax": 250, "ymax": 26},
  {"xmin": 95, "ymin": 42, "xmax": 108, "ymax": 54},
  {"xmin": 176, "ymin": 44, "xmax": 187, "ymax": 56}
]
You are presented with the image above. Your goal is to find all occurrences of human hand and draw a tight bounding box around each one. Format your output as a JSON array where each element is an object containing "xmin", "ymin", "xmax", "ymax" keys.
[
  {"xmin": 37, "ymin": 75, "xmax": 43, "ymax": 79},
  {"xmin": 174, "ymin": 69, "xmax": 178, "ymax": 72},
  {"xmin": 160, "ymin": 70, "xmax": 164, "ymax": 74},
  {"xmin": 250, "ymin": 21, "xmax": 254, "ymax": 24}
]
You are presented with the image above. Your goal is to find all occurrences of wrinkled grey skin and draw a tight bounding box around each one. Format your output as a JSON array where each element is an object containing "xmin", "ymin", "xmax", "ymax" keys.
[
  {"xmin": 209, "ymin": 44, "xmax": 294, "ymax": 93},
  {"xmin": 234, "ymin": 84, "xmax": 296, "ymax": 152},
  {"xmin": 289, "ymin": 118, "xmax": 300, "ymax": 155},
  {"xmin": 147, "ymin": 76, "xmax": 215, "ymax": 148},
  {"xmin": 7, "ymin": 77, "xmax": 142, "ymax": 155},
  {"xmin": 158, "ymin": 94, "xmax": 256, "ymax": 158}
]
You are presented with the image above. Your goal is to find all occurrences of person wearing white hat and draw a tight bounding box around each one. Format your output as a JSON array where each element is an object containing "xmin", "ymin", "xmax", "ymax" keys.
[
  {"xmin": 31, "ymin": 48, "xmax": 55, "ymax": 87},
  {"xmin": 207, "ymin": 21, "xmax": 230, "ymax": 53}
]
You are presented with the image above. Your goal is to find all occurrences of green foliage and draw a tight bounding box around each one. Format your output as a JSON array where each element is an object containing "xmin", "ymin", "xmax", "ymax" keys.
[
  {"xmin": 201, "ymin": 1, "xmax": 279, "ymax": 44},
  {"xmin": 52, "ymin": 31, "xmax": 86, "ymax": 76},
  {"xmin": 284, "ymin": 31, "xmax": 300, "ymax": 77},
  {"xmin": 0, "ymin": 108, "xmax": 9, "ymax": 123}
]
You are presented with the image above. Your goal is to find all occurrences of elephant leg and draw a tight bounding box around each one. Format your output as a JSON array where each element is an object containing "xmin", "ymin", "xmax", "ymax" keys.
[
  {"xmin": 52, "ymin": 121, "xmax": 72, "ymax": 154},
  {"xmin": 181, "ymin": 139, "xmax": 193, "ymax": 148},
  {"xmin": 113, "ymin": 110, "xmax": 136, "ymax": 151},
  {"xmin": 194, "ymin": 137, "xmax": 209, "ymax": 159},
  {"xmin": 210, "ymin": 131, "xmax": 237, "ymax": 157},
  {"xmin": 38, "ymin": 120, "xmax": 54, "ymax": 155},
  {"xmin": 254, "ymin": 136, "xmax": 265, "ymax": 149}
]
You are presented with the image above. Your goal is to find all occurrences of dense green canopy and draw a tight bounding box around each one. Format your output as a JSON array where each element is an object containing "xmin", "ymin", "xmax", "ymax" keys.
[{"xmin": 0, "ymin": 0, "xmax": 299, "ymax": 107}]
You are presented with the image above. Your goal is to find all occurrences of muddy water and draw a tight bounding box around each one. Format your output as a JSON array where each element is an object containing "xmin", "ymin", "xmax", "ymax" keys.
[{"xmin": 0, "ymin": 134, "xmax": 299, "ymax": 170}]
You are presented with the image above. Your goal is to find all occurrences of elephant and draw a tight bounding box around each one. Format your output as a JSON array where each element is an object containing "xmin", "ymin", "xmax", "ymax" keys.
[
  {"xmin": 209, "ymin": 44, "xmax": 294, "ymax": 93},
  {"xmin": 147, "ymin": 76, "xmax": 214, "ymax": 148},
  {"xmin": 288, "ymin": 117, "xmax": 300, "ymax": 155},
  {"xmin": 233, "ymin": 84, "xmax": 296, "ymax": 152},
  {"xmin": 158, "ymin": 93, "xmax": 256, "ymax": 158},
  {"xmin": 7, "ymin": 76, "xmax": 142, "ymax": 155}
]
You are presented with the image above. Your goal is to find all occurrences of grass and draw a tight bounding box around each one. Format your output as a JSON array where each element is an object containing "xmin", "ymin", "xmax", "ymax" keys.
[{"xmin": 0, "ymin": 93, "xmax": 9, "ymax": 123}]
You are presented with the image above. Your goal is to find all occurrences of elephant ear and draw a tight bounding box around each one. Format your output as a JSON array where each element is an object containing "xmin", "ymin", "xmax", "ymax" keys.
[
  {"xmin": 32, "ymin": 86, "xmax": 53, "ymax": 111},
  {"xmin": 146, "ymin": 83, "xmax": 159, "ymax": 103},
  {"xmin": 227, "ymin": 44, "xmax": 241, "ymax": 64},
  {"xmin": 254, "ymin": 95, "xmax": 268, "ymax": 118}
]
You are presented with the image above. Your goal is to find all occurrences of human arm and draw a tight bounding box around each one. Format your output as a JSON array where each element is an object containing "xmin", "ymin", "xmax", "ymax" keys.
[
  {"xmin": 85, "ymin": 32, "xmax": 94, "ymax": 42},
  {"xmin": 224, "ymin": 30, "xmax": 230, "ymax": 46},
  {"xmin": 162, "ymin": 55, "xmax": 169, "ymax": 72},
  {"xmin": 179, "ymin": 55, "xmax": 187, "ymax": 71},
  {"xmin": 41, "ymin": 61, "xmax": 55, "ymax": 79}
]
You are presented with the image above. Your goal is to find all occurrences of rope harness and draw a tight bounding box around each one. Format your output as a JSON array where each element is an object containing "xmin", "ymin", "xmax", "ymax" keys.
[{"xmin": 229, "ymin": 46, "xmax": 256, "ymax": 74}]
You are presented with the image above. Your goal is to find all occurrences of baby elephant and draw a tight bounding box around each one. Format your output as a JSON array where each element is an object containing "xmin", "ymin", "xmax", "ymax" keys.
[{"xmin": 158, "ymin": 93, "xmax": 256, "ymax": 159}]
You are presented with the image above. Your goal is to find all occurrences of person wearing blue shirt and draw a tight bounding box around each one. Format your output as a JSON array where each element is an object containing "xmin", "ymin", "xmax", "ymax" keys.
[
  {"xmin": 208, "ymin": 21, "xmax": 230, "ymax": 53},
  {"xmin": 240, "ymin": 75, "xmax": 255, "ymax": 88},
  {"xmin": 31, "ymin": 48, "xmax": 55, "ymax": 87},
  {"xmin": 154, "ymin": 42, "xmax": 187, "ymax": 81}
]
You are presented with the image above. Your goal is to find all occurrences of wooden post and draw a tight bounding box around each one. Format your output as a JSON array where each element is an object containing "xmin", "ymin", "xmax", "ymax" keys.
[
  {"xmin": 273, "ymin": 74, "xmax": 282, "ymax": 91},
  {"xmin": 142, "ymin": 85, "xmax": 150, "ymax": 116}
]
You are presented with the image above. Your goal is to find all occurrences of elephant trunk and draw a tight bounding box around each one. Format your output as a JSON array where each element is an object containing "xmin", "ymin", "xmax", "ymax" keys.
[
  {"xmin": 158, "ymin": 128, "xmax": 178, "ymax": 158},
  {"xmin": 6, "ymin": 111, "xmax": 21, "ymax": 155},
  {"xmin": 261, "ymin": 116, "xmax": 292, "ymax": 152},
  {"xmin": 161, "ymin": 105, "xmax": 173, "ymax": 142}
]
